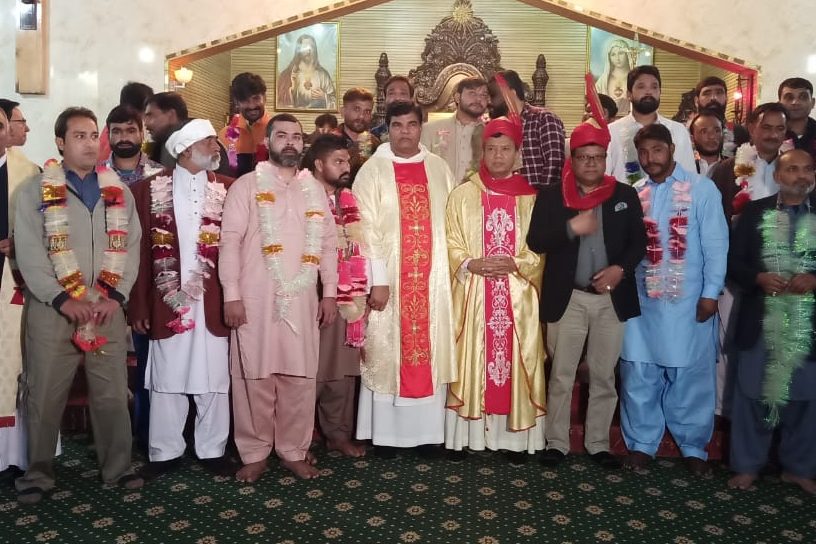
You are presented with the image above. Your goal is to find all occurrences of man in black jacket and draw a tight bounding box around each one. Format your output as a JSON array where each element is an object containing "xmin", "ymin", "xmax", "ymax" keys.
[
  {"xmin": 528, "ymin": 120, "xmax": 646, "ymax": 468},
  {"xmin": 726, "ymin": 149, "xmax": 816, "ymax": 494}
]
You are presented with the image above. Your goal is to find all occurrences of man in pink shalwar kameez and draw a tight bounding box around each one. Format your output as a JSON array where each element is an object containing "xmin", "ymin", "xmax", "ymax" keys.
[{"xmin": 219, "ymin": 113, "xmax": 338, "ymax": 481}]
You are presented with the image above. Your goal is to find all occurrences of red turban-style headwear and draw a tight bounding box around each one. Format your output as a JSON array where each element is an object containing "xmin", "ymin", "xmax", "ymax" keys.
[
  {"xmin": 479, "ymin": 117, "xmax": 535, "ymax": 196},
  {"xmin": 561, "ymin": 74, "xmax": 618, "ymax": 210}
]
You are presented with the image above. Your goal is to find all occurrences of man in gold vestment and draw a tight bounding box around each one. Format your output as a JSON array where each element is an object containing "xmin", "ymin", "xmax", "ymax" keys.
[{"xmin": 444, "ymin": 117, "xmax": 546, "ymax": 460}]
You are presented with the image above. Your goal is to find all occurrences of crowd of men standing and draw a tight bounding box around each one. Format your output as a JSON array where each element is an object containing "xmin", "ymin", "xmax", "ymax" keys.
[{"xmin": 1, "ymin": 65, "xmax": 815, "ymax": 505}]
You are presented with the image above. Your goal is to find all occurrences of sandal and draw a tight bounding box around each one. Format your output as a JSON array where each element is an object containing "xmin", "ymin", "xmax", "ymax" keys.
[{"xmin": 17, "ymin": 486, "xmax": 45, "ymax": 505}]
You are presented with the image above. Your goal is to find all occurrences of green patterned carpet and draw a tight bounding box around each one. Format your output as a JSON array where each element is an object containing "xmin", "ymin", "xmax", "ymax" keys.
[{"xmin": 1, "ymin": 436, "xmax": 814, "ymax": 544}]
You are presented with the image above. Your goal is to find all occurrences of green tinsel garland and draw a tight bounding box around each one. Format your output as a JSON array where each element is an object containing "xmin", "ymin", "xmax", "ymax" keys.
[{"xmin": 759, "ymin": 209, "xmax": 816, "ymax": 426}]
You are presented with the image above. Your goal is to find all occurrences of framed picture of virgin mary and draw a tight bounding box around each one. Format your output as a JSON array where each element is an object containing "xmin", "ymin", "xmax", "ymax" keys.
[
  {"xmin": 588, "ymin": 27, "xmax": 653, "ymax": 118},
  {"xmin": 275, "ymin": 22, "xmax": 340, "ymax": 112}
]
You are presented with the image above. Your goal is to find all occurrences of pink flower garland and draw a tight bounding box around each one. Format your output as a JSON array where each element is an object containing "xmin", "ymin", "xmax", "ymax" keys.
[
  {"xmin": 330, "ymin": 189, "xmax": 369, "ymax": 348},
  {"xmin": 638, "ymin": 180, "xmax": 691, "ymax": 300},
  {"xmin": 225, "ymin": 114, "xmax": 241, "ymax": 170}
]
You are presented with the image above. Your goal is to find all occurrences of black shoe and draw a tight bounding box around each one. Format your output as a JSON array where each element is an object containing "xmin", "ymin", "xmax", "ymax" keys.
[
  {"xmin": 139, "ymin": 457, "xmax": 182, "ymax": 481},
  {"xmin": 539, "ymin": 449, "xmax": 566, "ymax": 467},
  {"xmin": 415, "ymin": 444, "xmax": 444, "ymax": 460},
  {"xmin": 590, "ymin": 451, "xmax": 622, "ymax": 469},
  {"xmin": 446, "ymin": 450, "xmax": 468, "ymax": 462},
  {"xmin": 199, "ymin": 456, "xmax": 238, "ymax": 477},
  {"xmin": 504, "ymin": 451, "xmax": 528, "ymax": 465},
  {"xmin": 373, "ymin": 446, "xmax": 398, "ymax": 459}
]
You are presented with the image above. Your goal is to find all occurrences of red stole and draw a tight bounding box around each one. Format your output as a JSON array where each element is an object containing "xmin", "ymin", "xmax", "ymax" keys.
[
  {"xmin": 481, "ymin": 192, "xmax": 515, "ymax": 415},
  {"xmin": 394, "ymin": 162, "xmax": 434, "ymax": 398}
]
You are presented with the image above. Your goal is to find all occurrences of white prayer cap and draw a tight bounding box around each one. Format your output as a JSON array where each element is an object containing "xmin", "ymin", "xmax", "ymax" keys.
[{"xmin": 165, "ymin": 118, "xmax": 217, "ymax": 159}]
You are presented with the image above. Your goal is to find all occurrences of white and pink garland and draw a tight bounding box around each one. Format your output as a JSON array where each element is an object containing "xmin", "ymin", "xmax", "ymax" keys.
[
  {"xmin": 638, "ymin": 180, "xmax": 691, "ymax": 300},
  {"xmin": 41, "ymin": 162, "xmax": 129, "ymax": 352},
  {"xmin": 256, "ymin": 162, "xmax": 325, "ymax": 322},
  {"xmin": 149, "ymin": 174, "xmax": 227, "ymax": 333}
]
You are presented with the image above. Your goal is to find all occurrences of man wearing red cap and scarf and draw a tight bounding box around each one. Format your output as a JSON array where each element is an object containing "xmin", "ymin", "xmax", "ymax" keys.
[
  {"xmin": 528, "ymin": 78, "xmax": 646, "ymax": 468},
  {"xmin": 444, "ymin": 117, "xmax": 546, "ymax": 461}
]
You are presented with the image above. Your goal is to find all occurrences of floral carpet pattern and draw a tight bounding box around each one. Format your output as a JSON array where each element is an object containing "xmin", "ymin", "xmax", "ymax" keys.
[{"xmin": 1, "ymin": 436, "xmax": 814, "ymax": 544}]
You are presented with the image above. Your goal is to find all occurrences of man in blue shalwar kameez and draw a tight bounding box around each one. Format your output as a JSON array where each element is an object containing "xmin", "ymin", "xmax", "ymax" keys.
[{"xmin": 620, "ymin": 123, "xmax": 728, "ymax": 475}]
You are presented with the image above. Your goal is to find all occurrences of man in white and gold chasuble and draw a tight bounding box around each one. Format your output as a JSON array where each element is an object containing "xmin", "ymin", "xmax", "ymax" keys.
[
  {"xmin": 445, "ymin": 117, "xmax": 546, "ymax": 455},
  {"xmin": 352, "ymin": 101, "xmax": 457, "ymax": 450}
]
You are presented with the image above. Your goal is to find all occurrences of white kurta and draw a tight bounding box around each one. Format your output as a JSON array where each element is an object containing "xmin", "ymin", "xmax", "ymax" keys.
[
  {"xmin": 145, "ymin": 166, "xmax": 229, "ymax": 394},
  {"xmin": 606, "ymin": 113, "xmax": 696, "ymax": 183}
]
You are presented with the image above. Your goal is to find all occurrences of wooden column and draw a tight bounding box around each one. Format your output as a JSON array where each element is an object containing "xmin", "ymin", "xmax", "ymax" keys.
[{"xmin": 16, "ymin": 0, "xmax": 49, "ymax": 95}]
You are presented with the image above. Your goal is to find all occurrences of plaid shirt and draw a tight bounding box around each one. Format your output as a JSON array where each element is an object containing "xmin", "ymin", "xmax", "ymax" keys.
[{"xmin": 520, "ymin": 104, "xmax": 565, "ymax": 189}]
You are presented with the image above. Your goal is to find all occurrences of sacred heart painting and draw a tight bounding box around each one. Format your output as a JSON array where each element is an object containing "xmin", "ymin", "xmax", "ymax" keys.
[
  {"xmin": 588, "ymin": 27, "xmax": 654, "ymax": 118},
  {"xmin": 275, "ymin": 22, "xmax": 340, "ymax": 112}
]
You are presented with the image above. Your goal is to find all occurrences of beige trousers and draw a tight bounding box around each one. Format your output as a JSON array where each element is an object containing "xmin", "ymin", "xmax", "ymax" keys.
[
  {"xmin": 232, "ymin": 374, "xmax": 316, "ymax": 464},
  {"xmin": 16, "ymin": 299, "xmax": 134, "ymax": 492},
  {"xmin": 545, "ymin": 289, "xmax": 624, "ymax": 455}
]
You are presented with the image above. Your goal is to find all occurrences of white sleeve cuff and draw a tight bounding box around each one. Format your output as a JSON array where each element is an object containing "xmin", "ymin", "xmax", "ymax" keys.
[
  {"xmin": 456, "ymin": 259, "xmax": 472, "ymax": 284},
  {"xmin": 370, "ymin": 258, "xmax": 389, "ymax": 286}
]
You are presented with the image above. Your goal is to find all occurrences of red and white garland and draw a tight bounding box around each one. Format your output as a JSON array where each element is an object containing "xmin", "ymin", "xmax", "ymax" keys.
[
  {"xmin": 329, "ymin": 189, "xmax": 368, "ymax": 347},
  {"xmin": 256, "ymin": 162, "xmax": 324, "ymax": 322},
  {"xmin": 638, "ymin": 180, "xmax": 691, "ymax": 300},
  {"xmin": 150, "ymin": 174, "xmax": 227, "ymax": 333},
  {"xmin": 732, "ymin": 142, "xmax": 795, "ymax": 215},
  {"xmin": 42, "ymin": 163, "xmax": 129, "ymax": 352}
]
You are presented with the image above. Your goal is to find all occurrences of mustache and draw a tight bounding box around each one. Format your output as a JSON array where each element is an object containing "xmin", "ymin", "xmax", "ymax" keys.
[{"xmin": 281, "ymin": 146, "xmax": 299, "ymax": 154}]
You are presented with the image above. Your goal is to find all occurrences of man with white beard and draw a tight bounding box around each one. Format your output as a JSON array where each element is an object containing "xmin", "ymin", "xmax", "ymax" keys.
[{"xmin": 129, "ymin": 119, "xmax": 234, "ymax": 478}]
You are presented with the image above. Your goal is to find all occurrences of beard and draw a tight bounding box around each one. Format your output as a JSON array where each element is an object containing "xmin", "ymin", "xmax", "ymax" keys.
[
  {"xmin": 241, "ymin": 107, "xmax": 264, "ymax": 123},
  {"xmin": 780, "ymin": 181, "xmax": 816, "ymax": 200},
  {"xmin": 269, "ymin": 146, "xmax": 301, "ymax": 168},
  {"xmin": 191, "ymin": 148, "xmax": 221, "ymax": 171},
  {"xmin": 632, "ymin": 96, "xmax": 660, "ymax": 115},
  {"xmin": 698, "ymin": 102, "xmax": 726, "ymax": 118},
  {"xmin": 111, "ymin": 141, "xmax": 141, "ymax": 159},
  {"xmin": 460, "ymin": 102, "xmax": 486, "ymax": 119},
  {"xmin": 345, "ymin": 118, "xmax": 368, "ymax": 134},
  {"xmin": 695, "ymin": 141, "xmax": 723, "ymax": 157},
  {"xmin": 327, "ymin": 173, "xmax": 352, "ymax": 188}
]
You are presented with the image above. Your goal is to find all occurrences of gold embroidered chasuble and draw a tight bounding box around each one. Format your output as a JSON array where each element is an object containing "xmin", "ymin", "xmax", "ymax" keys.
[{"xmin": 445, "ymin": 172, "xmax": 547, "ymax": 432}]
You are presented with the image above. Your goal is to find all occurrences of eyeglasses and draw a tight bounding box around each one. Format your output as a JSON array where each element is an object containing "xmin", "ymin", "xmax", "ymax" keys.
[
  {"xmin": 573, "ymin": 153, "xmax": 607, "ymax": 164},
  {"xmin": 10, "ymin": 119, "xmax": 27, "ymax": 124}
]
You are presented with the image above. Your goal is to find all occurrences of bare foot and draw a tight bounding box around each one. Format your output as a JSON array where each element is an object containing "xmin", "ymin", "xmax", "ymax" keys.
[
  {"xmin": 781, "ymin": 472, "xmax": 816, "ymax": 494},
  {"xmin": 281, "ymin": 459, "xmax": 320, "ymax": 479},
  {"xmin": 727, "ymin": 472, "xmax": 756, "ymax": 490},
  {"xmin": 623, "ymin": 451, "xmax": 652, "ymax": 470},
  {"xmin": 327, "ymin": 438, "xmax": 367, "ymax": 458},
  {"xmin": 305, "ymin": 451, "xmax": 318, "ymax": 465},
  {"xmin": 684, "ymin": 456, "xmax": 712, "ymax": 477},
  {"xmin": 235, "ymin": 460, "xmax": 268, "ymax": 483}
]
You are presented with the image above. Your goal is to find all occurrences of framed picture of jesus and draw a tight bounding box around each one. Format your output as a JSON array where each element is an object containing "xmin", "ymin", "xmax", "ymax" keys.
[{"xmin": 275, "ymin": 22, "xmax": 340, "ymax": 112}]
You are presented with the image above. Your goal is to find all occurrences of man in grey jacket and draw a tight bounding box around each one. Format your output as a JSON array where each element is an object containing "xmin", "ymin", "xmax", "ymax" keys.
[{"xmin": 13, "ymin": 107, "xmax": 143, "ymax": 504}]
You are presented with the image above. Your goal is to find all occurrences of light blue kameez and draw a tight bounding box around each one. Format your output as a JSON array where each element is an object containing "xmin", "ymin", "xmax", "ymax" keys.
[{"xmin": 620, "ymin": 164, "xmax": 728, "ymax": 459}]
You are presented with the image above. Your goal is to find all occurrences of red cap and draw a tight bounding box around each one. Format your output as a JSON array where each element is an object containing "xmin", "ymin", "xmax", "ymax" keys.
[
  {"xmin": 569, "ymin": 121, "xmax": 611, "ymax": 152},
  {"xmin": 482, "ymin": 117, "xmax": 522, "ymax": 149}
]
